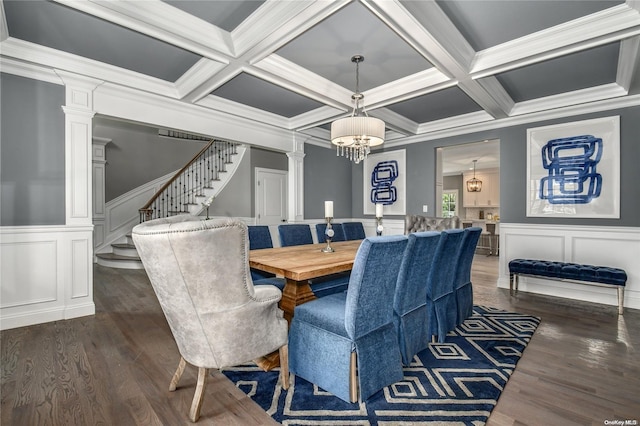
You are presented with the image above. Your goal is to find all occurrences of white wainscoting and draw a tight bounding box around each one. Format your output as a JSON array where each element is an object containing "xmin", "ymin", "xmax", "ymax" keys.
[
  {"xmin": 1, "ymin": 225, "xmax": 95, "ymax": 330},
  {"xmin": 94, "ymin": 171, "xmax": 173, "ymax": 255},
  {"xmin": 498, "ymin": 223, "xmax": 640, "ymax": 311}
]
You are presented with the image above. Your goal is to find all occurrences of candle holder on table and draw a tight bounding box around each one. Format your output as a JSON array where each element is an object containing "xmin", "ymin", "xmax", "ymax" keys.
[
  {"xmin": 321, "ymin": 217, "xmax": 336, "ymax": 253},
  {"xmin": 375, "ymin": 216, "xmax": 383, "ymax": 236}
]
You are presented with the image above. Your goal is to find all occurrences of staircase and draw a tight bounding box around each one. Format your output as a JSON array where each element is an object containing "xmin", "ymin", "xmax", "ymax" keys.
[{"xmin": 96, "ymin": 139, "xmax": 245, "ymax": 269}]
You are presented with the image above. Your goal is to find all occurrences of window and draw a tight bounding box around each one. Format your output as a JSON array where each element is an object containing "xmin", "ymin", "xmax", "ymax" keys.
[{"xmin": 442, "ymin": 190, "xmax": 458, "ymax": 218}]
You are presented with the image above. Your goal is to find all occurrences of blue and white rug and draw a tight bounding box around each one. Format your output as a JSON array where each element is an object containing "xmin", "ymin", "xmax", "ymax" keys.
[{"xmin": 222, "ymin": 305, "xmax": 540, "ymax": 425}]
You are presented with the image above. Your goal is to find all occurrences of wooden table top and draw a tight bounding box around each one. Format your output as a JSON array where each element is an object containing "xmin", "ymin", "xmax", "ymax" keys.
[{"xmin": 249, "ymin": 240, "xmax": 363, "ymax": 281}]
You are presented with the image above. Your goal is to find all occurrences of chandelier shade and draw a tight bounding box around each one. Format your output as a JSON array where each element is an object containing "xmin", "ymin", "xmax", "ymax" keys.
[
  {"xmin": 330, "ymin": 116, "xmax": 385, "ymax": 147},
  {"xmin": 330, "ymin": 55, "xmax": 385, "ymax": 164}
]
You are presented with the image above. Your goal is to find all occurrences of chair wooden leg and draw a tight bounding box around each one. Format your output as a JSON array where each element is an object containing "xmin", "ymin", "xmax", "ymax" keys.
[
  {"xmin": 279, "ymin": 344, "xmax": 290, "ymax": 390},
  {"xmin": 618, "ymin": 287, "xmax": 624, "ymax": 315},
  {"xmin": 169, "ymin": 357, "xmax": 187, "ymax": 392},
  {"xmin": 189, "ymin": 367, "xmax": 208, "ymax": 422},
  {"xmin": 349, "ymin": 351, "xmax": 358, "ymax": 403}
]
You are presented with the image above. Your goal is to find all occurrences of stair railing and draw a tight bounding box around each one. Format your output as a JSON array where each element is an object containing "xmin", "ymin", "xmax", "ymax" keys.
[{"xmin": 139, "ymin": 139, "xmax": 237, "ymax": 222}]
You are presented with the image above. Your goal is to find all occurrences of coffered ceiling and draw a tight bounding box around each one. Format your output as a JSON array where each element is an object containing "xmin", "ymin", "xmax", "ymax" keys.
[{"xmin": 2, "ymin": 0, "xmax": 639, "ymax": 150}]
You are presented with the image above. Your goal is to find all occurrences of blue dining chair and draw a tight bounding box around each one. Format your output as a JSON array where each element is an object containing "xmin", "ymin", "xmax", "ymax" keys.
[
  {"xmin": 393, "ymin": 231, "xmax": 441, "ymax": 365},
  {"xmin": 248, "ymin": 225, "xmax": 284, "ymax": 290},
  {"xmin": 454, "ymin": 227, "xmax": 482, "ymax": 325},
  {"xmin": 342, "ymin": 222, "xmax": 366, "ymax": 240},
  {"xmin": 426, "ymin": 228, "xmax": 465, "ymax": 343},
  {"xmin": 289, "ymin": 235, "xmax": 408, "ymax": 403},
  {"xmin": 316, "ymin": 223, "xmax": 346, "ymax": 243},
  {"xmin": 278, "ymin": 224, "xmax": 313, "ymax": 247}
]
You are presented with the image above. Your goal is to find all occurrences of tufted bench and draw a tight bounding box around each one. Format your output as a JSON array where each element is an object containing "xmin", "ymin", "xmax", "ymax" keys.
[{"xmin": 509, "ymin": 259, "xmax": 627, "ymax": 314}]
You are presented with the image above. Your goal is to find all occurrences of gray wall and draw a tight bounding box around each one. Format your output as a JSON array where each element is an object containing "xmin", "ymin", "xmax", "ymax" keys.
[
  {"xmin": 305, "ymin": 105, "xmax": 640, "ymax": 226},
  {"xmin": 1, "ymin": 73, "xmax": 65, "ymax": 226},
  {"xmin": 304, "ymin": 144, "xmax": 353, "ymax": 219},
  {"xmin": 93, "ymin": 118, "xmax": 206, "ymax": 202}
]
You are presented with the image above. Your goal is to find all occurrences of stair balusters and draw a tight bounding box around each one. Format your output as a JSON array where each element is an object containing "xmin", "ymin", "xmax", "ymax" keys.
[{"xmin": 139, "ymin": 140, "xmax": 238, "ymax": 222}]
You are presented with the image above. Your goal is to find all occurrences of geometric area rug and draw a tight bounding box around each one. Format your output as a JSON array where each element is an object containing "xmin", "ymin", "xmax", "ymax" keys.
[{"xmin": 222, "ymin": 305, "xmax": 540, "ymax": 425}]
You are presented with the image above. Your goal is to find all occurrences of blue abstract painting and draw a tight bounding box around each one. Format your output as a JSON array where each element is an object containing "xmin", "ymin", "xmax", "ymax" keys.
[
  {"xmin": 526, "ymin": 116, "xmax": 620, "ymax": 218},
  {"xmin": 363, "ymin": 150, "xmax": 406, "ymax": 215},
  {"xmin": 539, "ymin": 135, "xmax": 602, "ymax": 204},
  {"xmin": 370, "ymin": 160, "xmax": 398, "ymax": 205}
]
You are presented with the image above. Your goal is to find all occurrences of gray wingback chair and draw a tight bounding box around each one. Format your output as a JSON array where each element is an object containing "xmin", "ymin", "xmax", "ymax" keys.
[
  {"xmin": 404, "ymin": 214, "xmax": 461, "ymax": 234},
  {"xmin": 132, "ymin": 215, "xmax": 289, "ymax": 422}
]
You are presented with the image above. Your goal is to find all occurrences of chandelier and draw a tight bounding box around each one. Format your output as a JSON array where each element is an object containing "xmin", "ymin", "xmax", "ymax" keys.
[
  {"xmin": 330, "ymin": 55, "xmax": 385, "ymax": 164},
  {"xmin": 466, "ymin": 159, "xmax": 482, "ymax": 192}
]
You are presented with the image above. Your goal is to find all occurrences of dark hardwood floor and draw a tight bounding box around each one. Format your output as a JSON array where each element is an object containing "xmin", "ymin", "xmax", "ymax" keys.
[{"xmin": 2, "ymin": 255, "xmax": 638, "ymax": 425}]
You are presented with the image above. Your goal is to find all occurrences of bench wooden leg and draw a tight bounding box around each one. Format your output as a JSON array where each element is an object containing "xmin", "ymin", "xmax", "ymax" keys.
[{"xmin": 617, "ymin": 287, "xmax": 624, "ymax": 315}]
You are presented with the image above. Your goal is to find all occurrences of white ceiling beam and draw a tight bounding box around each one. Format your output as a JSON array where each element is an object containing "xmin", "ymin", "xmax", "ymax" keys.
[
  {"xmin": 180, "ymin": 1, "xmax": 349, "ymax": 104},
  {"xmin": 52, "ymin": 0, "xmax": 234, "ymax": 61},
  {"xmin": 196, "ymin": 95, "xmax": 290, "ymax": 130},
  {"xmin": 363, "ymin": 68, "xmax": 455, "ymax": 109},
  {"xmin": 510, "ymin": 83, "xmax": 628, "ymax": 116},
  {"xmin": 232, "ymin": 0, "xmax": 346, "ymax": 58},
  {"xmin": 175, "ymin": 59, "xmax": 229, "ymax": 100},
  {"xmin": 471, "ymin": 4, "xmax": 640, "ymax": 78},
  {"xmin": 617, "ymin": 36, "xmax": 640, "ymax": 93},
  {"xmin": 0, "ymin": 0, "xmax": 9, "ymax": 42},
  {"xmin": 251, "ymin": 55, "xmax": 351, "ymax": 110},
  {"xmin": 0, "ymin": 38, "xmax": 177, "ymax": 97},
  {"xmin": 367, "ymin": 0, "xmax": 512, "ymax": 119},
  {"xmin": 370, "ymin": 108, "xmax": 420, "ymax": 136}
]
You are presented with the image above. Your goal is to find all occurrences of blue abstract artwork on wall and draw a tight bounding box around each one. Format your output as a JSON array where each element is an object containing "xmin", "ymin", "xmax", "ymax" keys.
[
  {"xmin": 370, "ymin": 160, "xmax": 398, "ymax": 205},
  {"xmin": 539, "ymin": 135, "xmax": 602, "ymax": 204}
]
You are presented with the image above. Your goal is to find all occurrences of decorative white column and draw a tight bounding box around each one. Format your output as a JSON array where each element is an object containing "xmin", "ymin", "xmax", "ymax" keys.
[
  {"xmin": 56, "ymin": 71, "xmax": 102, "ymax": 320},
  {"xmin": 286, "ymin": 135, "xmax": 305, "ymax": 222},
  {"xmin": 56, "ymin": 71, "xmax": 102, "ymax": 225}
]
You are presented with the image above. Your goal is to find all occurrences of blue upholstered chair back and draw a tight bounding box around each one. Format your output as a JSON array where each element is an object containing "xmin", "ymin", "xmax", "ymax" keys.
[
  {"xmin": 316, "ymin": 223, "xmax": 346, "ymax": 243},
  {"xmin": 247, "ymin": 225, "xmax": 285, "ymax": 289},
  {"xmin": 454, "ymin": 227, "xmax": 482, "ymax": 324},
  {"xmin": 247, "ymin": 225, "xmax": 273, "ymax": 250},
  {"xmin": 345, "ymin": 235, "xmax": 408, "ymax": 339},
  {"xmin": 426, "ymin": 228, "xmax": 465, "ymax": 342},
  {"xmin": 342, "ymin": 222, "xmax": 366, "ymax": 240},
  {"xmin": 278, "ymin": 224, "xmax": 313, "ymax": 247},
  {"xmin": 393, "ymin": 231, "xmax": 441, "ymax": 364}
]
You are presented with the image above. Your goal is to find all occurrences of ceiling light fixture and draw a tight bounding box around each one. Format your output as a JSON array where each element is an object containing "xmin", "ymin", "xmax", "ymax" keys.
[
  {"xmin": 467, "ymin": 159, "xmax": 482, "ymax": 192},
  {"xmin": 330, "ymin": 55, "xmax": 385, "ymax": 164}
]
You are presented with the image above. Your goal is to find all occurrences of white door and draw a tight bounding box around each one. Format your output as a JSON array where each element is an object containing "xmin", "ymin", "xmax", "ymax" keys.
[{"xmin": 255, "ymin": 168, "xmax": 287, "ymax": 225}]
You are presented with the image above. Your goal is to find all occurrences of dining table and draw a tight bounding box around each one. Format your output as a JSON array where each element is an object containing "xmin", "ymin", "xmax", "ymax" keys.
[{"xmin": 249, "ymin": 239, "xmax": 363, "ymax": 323}]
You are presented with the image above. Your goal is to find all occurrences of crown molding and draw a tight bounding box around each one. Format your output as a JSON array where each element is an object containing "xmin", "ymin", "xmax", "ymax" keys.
[
  {"xmin": 416, "ymin": 111, "xmax": 495, "ymax": 135},
  {"xmin": 0, "ymin": 56, "xmax": 63, "ymax": 85},
  {"xmin": 1, "ymin": 38, "xmax": 177, "ymax": 97},
  {"xmin": 510, "ymin": 83, "xmax": 628, "ymax": 116},
  {"xmin": 471, "ymin": 4, "xmax": 640, "ymax": 78},
  {"xmin": 196, "ymin": 94, "xmax": 290, "ymax": 130},
  {"xmin": 94, "ymin": 83, "xmax": 294, "ymax": 152},
  {"xmin": 289, "ymin": 106, "xmax": 342, "ymax": 131},
  {"xmin": 53, "ymin": 0, "xmax": 233, "ymax": 60},
  {"xmin": 385, "ymin": 93, "xmax": 640, "ymax": 148}
]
